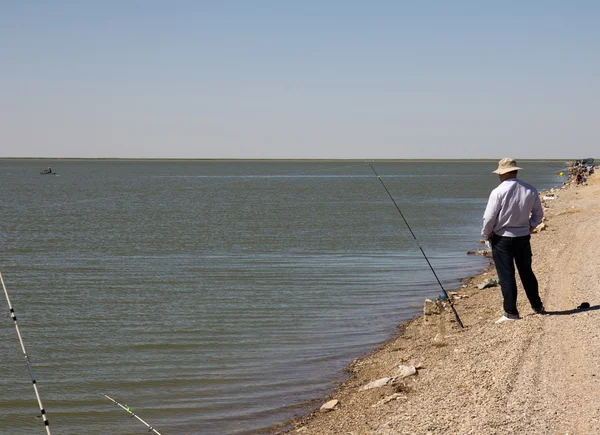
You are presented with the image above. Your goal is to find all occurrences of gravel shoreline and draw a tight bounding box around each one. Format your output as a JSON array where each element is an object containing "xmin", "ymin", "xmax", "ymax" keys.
[{"xmin": 274, "ymin": 171, "xmax": 600, "ymax": 434}]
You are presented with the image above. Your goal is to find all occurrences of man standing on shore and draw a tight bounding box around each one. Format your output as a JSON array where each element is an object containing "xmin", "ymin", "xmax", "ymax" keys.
[{"xmin": 481, "ymin": 158, "xmax": 545, "ymax": 324}]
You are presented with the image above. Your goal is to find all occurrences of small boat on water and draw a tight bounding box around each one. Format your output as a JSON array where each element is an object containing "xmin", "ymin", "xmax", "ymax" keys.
[{"xmin": 40, "ymin": 171, "xmax": 57, "ymax": 175}]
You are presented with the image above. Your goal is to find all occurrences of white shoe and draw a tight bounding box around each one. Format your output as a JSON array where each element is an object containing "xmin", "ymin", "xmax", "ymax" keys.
[{"xmin": 495, "ymin": 315, "xmax": 519, "ymax": 324}]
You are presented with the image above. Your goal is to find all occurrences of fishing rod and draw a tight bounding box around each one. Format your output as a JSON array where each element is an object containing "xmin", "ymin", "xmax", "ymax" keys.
[
  {"xmin": 104, "ymin": 394, "xmax": 163, "ymax": 435},
  {"xmin": 368, "ymin": 164, "xmax": 464, "ymax": 328},
  {"xmin": 0, "ymin": 272, "xmax": 52, "ymax": 434}
]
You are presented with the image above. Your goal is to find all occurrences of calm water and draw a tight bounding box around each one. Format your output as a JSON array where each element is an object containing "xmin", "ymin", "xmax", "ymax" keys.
[{"xmin": 0, "ymin": 160, "xmax": 564, "ymax": 434}]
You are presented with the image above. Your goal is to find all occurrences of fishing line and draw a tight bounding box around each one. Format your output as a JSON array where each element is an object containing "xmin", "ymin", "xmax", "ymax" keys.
[
  {"xmin": 0, "ymin": 272, "xmax": 52, "ymax": 434},
  {"xmin": 537, "ymin": 160, "xmax": 569, "ymax": 177},
  {"xmin": 103, "ymin": 394, "xmax": 163, "ymax": 435},
  {"xmin": 155, "ymin": 161, "xmax": 368, "ymax": 194},
  {"xmin": 368, "ymin": 164, "xmax": 465, "ymax": 328}
]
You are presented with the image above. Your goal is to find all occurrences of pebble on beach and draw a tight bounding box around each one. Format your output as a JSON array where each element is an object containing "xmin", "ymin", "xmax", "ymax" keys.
[
  {"xmin": 397, "ymin": 364, "xmax": 417, "ymax": 378},
  {"xmin": 362, "ymin": 377, "xmax": 394, "ymax": 391},
  {"xmin": 319, "ymin": 399, "xmax": 340, "ymax": 412},
  {"xmin": 423, "ymin": 299, "xmax": 440, "ymax": 316}
]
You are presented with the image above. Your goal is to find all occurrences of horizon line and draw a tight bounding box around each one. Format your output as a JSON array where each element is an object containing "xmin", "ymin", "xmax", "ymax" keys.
[{"xmin": 0, "ymin": 157, "xmax": 575, "ymax": 162}]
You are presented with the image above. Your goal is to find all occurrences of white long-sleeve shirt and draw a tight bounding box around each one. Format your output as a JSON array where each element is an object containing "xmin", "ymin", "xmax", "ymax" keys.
[{"xmin": 481, "ymin": 178, "xmax": 543, "ymax": 239}]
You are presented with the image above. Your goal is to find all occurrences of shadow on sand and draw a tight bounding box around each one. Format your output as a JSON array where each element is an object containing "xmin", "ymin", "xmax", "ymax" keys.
[{"xmin": 544, "ymin": 304, "xmax": 599, "ymax": 316}]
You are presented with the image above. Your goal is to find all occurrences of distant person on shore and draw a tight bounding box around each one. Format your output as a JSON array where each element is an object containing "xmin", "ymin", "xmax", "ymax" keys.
[{"xmin": 481, "ymin": 158, "xmax": 545, "ymax": 324}]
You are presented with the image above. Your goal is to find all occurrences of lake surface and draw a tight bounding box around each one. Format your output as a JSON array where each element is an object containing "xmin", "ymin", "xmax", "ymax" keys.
[{"xmin": 0, "ymin": 160, "xmax": 565, "ymax": 434}]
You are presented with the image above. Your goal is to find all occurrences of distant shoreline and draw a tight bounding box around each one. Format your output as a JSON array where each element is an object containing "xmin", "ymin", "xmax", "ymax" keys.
[{"xmin": 0, "ymin": 157, "xmax": 572, "ymax": 162}]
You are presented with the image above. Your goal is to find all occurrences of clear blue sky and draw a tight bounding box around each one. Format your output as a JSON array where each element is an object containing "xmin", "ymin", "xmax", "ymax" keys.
[{"xmin": 1, "ymin": 1, "xmax": 598, "ymax": 159}]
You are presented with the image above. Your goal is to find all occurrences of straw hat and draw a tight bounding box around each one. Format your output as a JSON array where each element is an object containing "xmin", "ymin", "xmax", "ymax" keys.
[{"xmin": 492, "ymin": 158, "xmax": 522, "ymax": 175}]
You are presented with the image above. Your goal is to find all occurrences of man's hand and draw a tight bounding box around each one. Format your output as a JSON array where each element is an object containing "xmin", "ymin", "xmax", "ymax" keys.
[{"xmin": 529, "ymin": 225, "xmax": 537, "ymax": 234}]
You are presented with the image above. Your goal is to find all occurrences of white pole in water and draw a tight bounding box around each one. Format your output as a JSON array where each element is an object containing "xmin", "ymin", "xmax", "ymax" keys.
[
  {"xmin": 104, "ymin": 394, "xmax": 163, "ymax": 435},
  {"xmin": 0, "ymin": 272, "xmax": 52, "ymax": 435}
]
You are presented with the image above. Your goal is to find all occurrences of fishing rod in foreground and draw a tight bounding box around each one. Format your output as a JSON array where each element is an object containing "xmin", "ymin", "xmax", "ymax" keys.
[
  {"xmin": 0, "ymin": 272, "xmax": 52, "ymax": 434},
  {"xmin": 368, "ymin": 164, "xmax": 464, "ymax": 329},
  {"xmin": 104, "ymin": 394, "xmax": 163, "ymax": 435}
]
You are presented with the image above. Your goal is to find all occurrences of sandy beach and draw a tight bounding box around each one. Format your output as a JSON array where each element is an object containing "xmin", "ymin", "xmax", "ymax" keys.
[{"xmin": 281, "ymin": 171, "xmax": 600, "ymax": 434}]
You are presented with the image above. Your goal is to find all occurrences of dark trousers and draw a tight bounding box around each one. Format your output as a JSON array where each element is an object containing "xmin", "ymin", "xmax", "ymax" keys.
[{"xmin": 491, "ymin": 234, "xmax": 543, "ymax": 317}]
